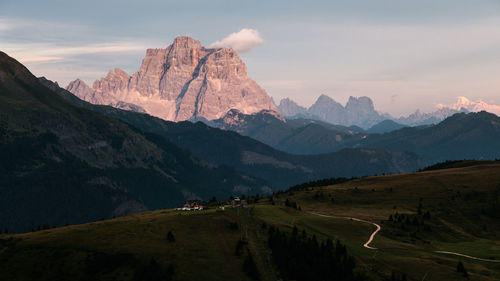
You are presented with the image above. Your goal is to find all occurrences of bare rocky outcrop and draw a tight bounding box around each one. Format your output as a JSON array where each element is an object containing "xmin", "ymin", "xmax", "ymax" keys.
[
  {"xmin": 67, "ymin": 36, "xmax": 278, "ymax": 121},
  {"xmin": 277, "ymin": 97, "xmax": 307, "ymax": 117},
  {"xmin": 66, "ymin": 78, "xmax": 93, "ymax": 100}
]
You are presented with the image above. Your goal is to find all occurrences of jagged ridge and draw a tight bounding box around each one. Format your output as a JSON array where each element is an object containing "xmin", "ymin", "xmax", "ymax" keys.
[{"xmin": 67, "ymin": 36, "xmax": 277, "ymax": 121}]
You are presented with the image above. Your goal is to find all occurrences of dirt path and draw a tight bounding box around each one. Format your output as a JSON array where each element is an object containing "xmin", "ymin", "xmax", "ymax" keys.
[
  {"xmin": 308, "ymin": 212, "xmax": 381, "ymax": 249},
  {"xmin": 350, "ymin": 217, "xmax": 381, "ymax": 249},
  {"xmin": 309, "ymin": 212, "xmax": 500, "ymax": 262},
  {"xmin": 434, "ymin": 251, "xmax": 500, "ymax": 263}
]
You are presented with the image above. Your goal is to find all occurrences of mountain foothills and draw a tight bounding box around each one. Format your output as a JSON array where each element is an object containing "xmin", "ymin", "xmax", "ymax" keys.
[
  {"xmin": 206, "ymin": 107, "xmax": 500, "ymax": 161},
  {"xmin": 42, "ymin": 78, "xmax": 423, "ymax": 190},
  {"xmin": 207, "ymin": 109, "xmax": 365, "ymax": 154},
  {"xmin": 66, "ymin": 36, "xmax": 277, "ymax": 122},
  {"xmin": 366, "ymin": 119, "xmax": 407, "ymax": 134},
  {"xmin": 0, "ymin": 52, "xmax": 424, "ymax": 232},
  {"xmin": 0, "ymin": 51, "xmax": 267, "ymax": 232},
  {"xmin": 361, "ymin": 111, "xmax": 500, "ymax": 163}
]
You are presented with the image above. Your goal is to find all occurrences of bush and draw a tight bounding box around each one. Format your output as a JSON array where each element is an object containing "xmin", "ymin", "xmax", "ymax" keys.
[
  {"xmin": 457, "ymin": 261, "xmax": 468, "ymax": 277},
  {"xmin": 167, "ymin": 230, "xmax": 175, "ymax": 242}
]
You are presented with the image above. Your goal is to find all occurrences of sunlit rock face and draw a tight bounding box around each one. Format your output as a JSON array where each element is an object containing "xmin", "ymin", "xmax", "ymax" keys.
[{"xmin": 67, "ymin": 36, "xmax": 278, "ymax": 121}]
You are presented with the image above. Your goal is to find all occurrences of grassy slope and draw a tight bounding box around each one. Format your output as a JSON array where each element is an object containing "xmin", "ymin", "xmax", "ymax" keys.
[
  {"xmin": 0, "ymin": 209, "xmax": 257, "ymax": 281},
  {"xmin": 275, "ymin": 162, "xmax": 500, "ymax": 280},
  {"xmin": 1, "ymin": 162, "xmax": 499, "ymax": 281}
]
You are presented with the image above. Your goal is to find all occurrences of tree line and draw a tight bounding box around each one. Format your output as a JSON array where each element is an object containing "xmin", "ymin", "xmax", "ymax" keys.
[
  {"xmin": 267, "ymin": 226, "xmax": 366, "ymax": 281},
  {"xmin": 287, "ymin": 177, "xmax": 353, "ymax": 192}
]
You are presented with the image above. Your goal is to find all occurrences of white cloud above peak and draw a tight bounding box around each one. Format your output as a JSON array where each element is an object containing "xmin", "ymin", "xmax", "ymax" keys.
[{"xmin": 209, "ymin": 28, "xmax": 264, "ymax": 53}]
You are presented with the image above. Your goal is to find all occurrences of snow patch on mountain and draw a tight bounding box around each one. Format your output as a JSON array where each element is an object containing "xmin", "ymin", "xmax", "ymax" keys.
[{"xmin": 438, "ymin": 96, "xmax": 500, "ymax": 116}]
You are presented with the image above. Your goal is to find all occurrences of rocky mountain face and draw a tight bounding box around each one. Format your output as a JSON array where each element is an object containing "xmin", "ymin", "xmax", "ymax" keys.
[
  {"xmin": 66, "ymin": 36, "xmax": 277, "ymax": 122},
  {"xmin": 279, "ymin": 95, "xmax": 466, "ymax": 128},
  {"xmin": 0, "ymin": 51, "xmax": 268, "ymax": 232},
  {"xmin": 277, "ymin": 98, "xmax": 307, "ymax": 117},
  {"xmin": 279, "ymin": 95, "xmax": 386, "ymax": 129}
]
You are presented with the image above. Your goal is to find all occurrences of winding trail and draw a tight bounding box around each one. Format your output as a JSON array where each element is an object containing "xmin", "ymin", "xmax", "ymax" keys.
[
  {"xmin": 351, "ymin": 218, "xmax": 381, "ymax": 249},
  {"xmin": 308, "ymin": 212, "xmax": 499, "ymax": 262},
  {"xmin": 308, "ymin": 212, "xmax": 381, "ymax": 249},
  {"xmin": 434, "ymin": 251, "xmax": 500, "ymax": 263}
]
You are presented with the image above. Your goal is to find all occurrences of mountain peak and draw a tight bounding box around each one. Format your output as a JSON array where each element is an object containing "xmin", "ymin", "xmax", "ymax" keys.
[
  {"xmin": 311, "ymin": 95, "xmax": 342, "ymax": 109},
  {"xmin": 315, "ymin": 94, "xmax": 336, "ymax": 104},
  {"xmin": 105, "ymin": 68, "xmax": 130, "ymax": 79},
  {"xmin": 438, "ymin": 96, "xmax": 500, "ymax": 116},
  {"xmin": 66, "ymin": 36, "xmax": 278, "ymax": 122},
  {"xmin": 346, "ymin": 96, "xmax": 374, "ymax": 110},
  {"xmin": 277, "ymin": 98, "xmax": 307, "ymax": 117},
  {"xmin": 66, "ymin": 78, "xmax": 89, "ymax": 90},
  {"xmin": 172, "ymin": 36, "xmax": 202, "ymax": 49},
  {"xmin": 66, "ymin": 78, "xmax": 93, "ymax": 101},
  {"xmin": 457, "ymin": 96, "xmax": 471, "ymax": 104},
  {"xmin": 0, "ymin": 51, "xmax": 39, "ymax": 85}
]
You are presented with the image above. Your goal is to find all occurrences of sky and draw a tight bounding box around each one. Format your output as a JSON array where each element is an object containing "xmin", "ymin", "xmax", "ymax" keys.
[{"xmin": 2, "ymin": 0, "xmax": 500, "ymax": 117}]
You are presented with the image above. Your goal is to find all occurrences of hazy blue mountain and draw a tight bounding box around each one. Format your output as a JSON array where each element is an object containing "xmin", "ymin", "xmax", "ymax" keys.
[
  {"xmin": 279, "ymin": 95, "xmax": 385, "ymax": 129},
  {"xmin": 359, "ymin": 111, "xmax": 500, "ymax": 163},
  {"xmin": 279, "ymin": 95, "xmax": 467, "ymax": 128},
  {"xmin": 367, "ymin": 119, "xmax": 407, "ymax": 134},
  {"xmin": 395, "ymin": 108, "xmax": 469, "ymax": 126},
  {"xmin": 207, "ymin": 109, "xmax": 365, "ymax": 154},
  {"xmin": 277, "ymin": 98, "xmax": 308, "ymax": 117}
]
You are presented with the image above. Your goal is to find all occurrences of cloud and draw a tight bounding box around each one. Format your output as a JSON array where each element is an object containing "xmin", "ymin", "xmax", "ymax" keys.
[
  {"xmin": 209, "ymin": 28, "xmax": 264, "ymax": 53},
  {"xmin": 20, "ymin": 56, "xmax": 64, "ymax": 63},
  {"xmin": 3, "ymin": 42, "xmax": 148, "ymax": 64}
]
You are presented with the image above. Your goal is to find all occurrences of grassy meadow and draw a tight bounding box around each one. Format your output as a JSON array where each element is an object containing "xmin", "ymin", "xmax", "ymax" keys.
[{"xmin": 1, "ymin": 161, "xmax": 499, "ymax": 281}]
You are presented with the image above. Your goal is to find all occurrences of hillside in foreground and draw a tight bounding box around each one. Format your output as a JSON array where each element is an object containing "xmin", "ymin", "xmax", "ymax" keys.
[
  {"xmin": 1, "ymin": 161, "xmax": 499, "ymax": 281},
  {"xmin": 0, "ymin": 51, "xmax": 266, "ymax": 233}
]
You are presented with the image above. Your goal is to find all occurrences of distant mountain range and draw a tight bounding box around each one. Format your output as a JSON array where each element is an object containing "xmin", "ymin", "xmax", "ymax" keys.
[
  {"xmin": 360, "ymin": 111, "xmax": 500, "ymax": 163},
  {"xmin": 66, "ymin": 36, "xmax": 277, "ymax": 122},
  {"xmin": 45, "ymin": 79, "xmax": 422, "ymax": 187},
  {"xmin": 207, "ymin": 108, "xmax": 500, "ymax": 162},
  {"xmin": 278, "ymin": 95, "xmax": 469, "ymax": 129},
  {"xmin": 207, "ymin": 109, "xmax": 364, "ymax": 154},
  {"xmin": 62, "ymin": 36, "xmax": 490, "ymax": 132}
]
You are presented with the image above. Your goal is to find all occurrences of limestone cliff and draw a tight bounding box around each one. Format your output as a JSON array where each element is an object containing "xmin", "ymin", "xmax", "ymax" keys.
[{"xmin": 67, "ymin": 36, "xmax": 278, "ymax": 121}]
